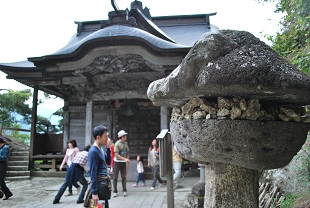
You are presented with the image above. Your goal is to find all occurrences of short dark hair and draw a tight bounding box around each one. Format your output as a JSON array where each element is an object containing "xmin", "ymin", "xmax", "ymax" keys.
[
  {"xmin": 92, "ymin": 125, "xmax": 108, "ymax": 139},
  {"xmin": 84, "ymin": 145, "xmax": 91, "ymax": 152},
  {"xmin": 0, "ymin": 137, "xmax": 5, "ymax": 144},
  {"xmin": 67, "ymin": 139, "xmax": 77, "ymax": 148}
]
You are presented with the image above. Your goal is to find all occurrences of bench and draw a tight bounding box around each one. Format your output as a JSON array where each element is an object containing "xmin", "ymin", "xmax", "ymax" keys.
[{"xmin": 32, "ymin": 154, "xmax": 66, "ymax": 171}]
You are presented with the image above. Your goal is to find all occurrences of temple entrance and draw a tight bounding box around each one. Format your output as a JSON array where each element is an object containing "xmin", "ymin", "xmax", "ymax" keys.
[{"xmin": 114, "ymin": 105, "xmax": 160, "ymax": 159}]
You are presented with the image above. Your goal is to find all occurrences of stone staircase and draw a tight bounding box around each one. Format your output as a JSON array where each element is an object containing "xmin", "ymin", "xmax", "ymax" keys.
[
  {"xmin": 6, "ymin": 149, "xmax": 31, "ymax": 180},
  {"xmin": 1, "ymin": 135, "xmax": 31, "ymax": 181}
]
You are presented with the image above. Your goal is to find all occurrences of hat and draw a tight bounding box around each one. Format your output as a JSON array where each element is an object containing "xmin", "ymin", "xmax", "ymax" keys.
[{"xmin": 118, "ymin": 130, "xmax": 128, "ymax": 138}]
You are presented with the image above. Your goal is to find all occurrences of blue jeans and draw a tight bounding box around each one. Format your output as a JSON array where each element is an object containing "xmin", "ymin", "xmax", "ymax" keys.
[
  {"xmin": 151, "ymin": 165, "xmax": 163, "ymax": 188},
  {"xmin": 135, "ymin": 173, "xmax": 145, "ymax": 185},
  {"xmin": 54, "ymin": 164, "xmax": 88, "ymax": 202},
  {"xmin": 71, "ymin": 164, "xmax": 88, "ymax": 201}
]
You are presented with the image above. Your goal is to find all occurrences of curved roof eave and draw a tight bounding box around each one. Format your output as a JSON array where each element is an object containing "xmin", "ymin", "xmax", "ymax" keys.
[
  {"xmin": 28, "ymin": 25, "xmax": 191, "ymax": 63},
  {"xmin": 0, "ymin": 61, "xmax": 35, "ymax": 69}
]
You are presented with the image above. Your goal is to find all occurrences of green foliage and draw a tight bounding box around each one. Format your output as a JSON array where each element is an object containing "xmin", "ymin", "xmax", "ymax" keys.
[
  {"xmin": 295, "ymin": 134, "xmax": 310, "ymax": 186},
  {"xmin": 3, "ymin": 123, "xmax": 30, "ymax": 145},
  {"xmin": 0, "ymin": 89, "xmax": 32, "ymax": 126},
  {"xmin": 280, "ymin": 194, "xmax": 297, "ymax": 207},
  {"xmin": 36, "ymin": 115, "xmax": 62, "ymax": 134},
  {"xmin": 0, "ymin": 89, "xmax": 63, "ymax": 145},
  {"xmin": 268, "ymin": 0, "xmax": 310, "ymax": 75}
]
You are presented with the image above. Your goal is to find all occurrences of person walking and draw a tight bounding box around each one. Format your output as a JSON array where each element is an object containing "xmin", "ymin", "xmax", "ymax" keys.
[
  {"xmin": 59, "ymin": 139, "xmax": 80, "ymax": 196},
  {"xmin": 148, "ymin": 139, "xmax": 164, "ymax": 191},
  {"xmin": 173, "ymin": 144, "xmax": 184, "ymax": 189},
  {"xmin": 88, "ymin": 125, "xmax": 111, "ymax": 208},
  {"xmin": 109, "ymin": 139, "xmax": 115, "ymax": 174},
  {"xmin": 53, "ymin": 145, "xmax": 91, "ymax": 204},
  {"xmin": 0, "ymin": 137, "xmax": 13, "ymax": 200},
  {"xmin": 113, "ymin": 130, "xmax": 130, "ymax": 197},
  {"xmin": 132, "ymin": 155, "xmax": 146, "ymax": 187}
]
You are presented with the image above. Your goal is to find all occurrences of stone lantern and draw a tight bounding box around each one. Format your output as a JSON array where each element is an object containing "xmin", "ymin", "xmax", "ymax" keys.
[{"xmin": 147, "ymin": 30, "xmax": 310, "ymax": 207}]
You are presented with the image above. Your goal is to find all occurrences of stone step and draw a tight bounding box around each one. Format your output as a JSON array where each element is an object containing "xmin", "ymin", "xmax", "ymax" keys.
[
  {"xmin": 9, "ymin": 155, "xmax": 29, "ymax": 161},
  {"xmin": 31, "ymin": 170, "xmax": 66, "ymax": 178},
  {"xmin": 8, "ymin": 166, "xmax": 29, "ymax": 171},
  {"xmin": 7, "ymin": 170, "xmax": 31, "ymax": 177},
  {"xmin": 8, "ymin": 161, "xmax": 29, "ymax": 166},
  {"xmin": 5, "ymin": 176, "xmax": 31, "ymax": 181},
  {"xmin": 11, "ymin": 151, "xmax": 29, "ymax": 156}
]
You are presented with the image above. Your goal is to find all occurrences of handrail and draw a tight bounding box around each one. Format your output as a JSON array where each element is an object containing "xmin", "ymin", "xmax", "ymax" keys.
[{"xmin": 0, "ymin": 124, "xmax": 31, "ymax": 135}]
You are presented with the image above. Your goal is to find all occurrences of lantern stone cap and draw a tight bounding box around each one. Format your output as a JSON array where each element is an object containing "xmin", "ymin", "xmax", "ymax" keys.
[{"xmin": 147, "ymin": 30, "xmax": 310, "ymax": 107}]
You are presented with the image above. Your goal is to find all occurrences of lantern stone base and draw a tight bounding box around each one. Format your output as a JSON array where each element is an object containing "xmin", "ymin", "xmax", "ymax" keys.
[{"xmin": 205, "ymin": 163, "xmax": 259, "ymax": 208}]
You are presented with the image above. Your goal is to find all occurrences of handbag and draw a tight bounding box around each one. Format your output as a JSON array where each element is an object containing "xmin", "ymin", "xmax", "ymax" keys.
[{"xmin": 97, "ymin": 176, "xmax": 111, "ymax": 200}]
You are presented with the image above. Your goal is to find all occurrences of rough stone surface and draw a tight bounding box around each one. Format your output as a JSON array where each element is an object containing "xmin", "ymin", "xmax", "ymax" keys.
[
  {"xmin": 191, "ymin": 182, "xmax": 205, "ymax": 197},
  {"xmin": 171, "ymin": 119, "xmax": 310, "ymax": 170},
  {"xmin": 184, "ymin": 193, "xmax": 205, "ymax": 208},
  {"xmin": 260, "ymin": 137, "xmax": 310, "ymax": 194},
  {"xmin": 147, "ymin": 30, "xmax": 310, "ymax": 107},
  {"xmin": 205, "ymin": 163, "xmax": 259, "ymax": 208}
]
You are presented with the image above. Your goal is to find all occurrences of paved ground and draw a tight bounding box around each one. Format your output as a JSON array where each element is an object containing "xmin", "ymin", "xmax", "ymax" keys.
[{"xmin": 0, "ymin": 176, "xmax": 199, "ymax": 208}]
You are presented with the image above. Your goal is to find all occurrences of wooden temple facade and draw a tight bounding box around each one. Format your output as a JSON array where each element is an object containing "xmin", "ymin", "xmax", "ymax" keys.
[{"xmin": 0, "ymin": 1, "xmax": 217, "ymax": 170}]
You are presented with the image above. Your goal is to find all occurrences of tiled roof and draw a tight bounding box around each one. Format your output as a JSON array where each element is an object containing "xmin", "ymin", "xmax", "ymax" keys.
[{"xmin": 52, "ymin": 25, "xmax": 189, "ymax": 56}]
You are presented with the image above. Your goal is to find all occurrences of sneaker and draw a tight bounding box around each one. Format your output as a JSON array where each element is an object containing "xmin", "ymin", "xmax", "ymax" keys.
[
  {"xmin": 132, "ymin": 183, "xmax": 138, "ymax": 187},
  {"xmin": 150, "ymin": 187, "xmax": 155, "ymax": 191},
  {"xmin": 76, "ymin": 199, "xmax": 84, "ymax": 204},
  {"xmin": 174, "ymin": 185, "xmax": 185, "ymax": 190},
  {"xmin": 53, "ymin": 199, "xmax": 59, "ymax": 204},
  {"xmin": 65, "ymin": 192, "xmax": 73, "ymax": 197},
  {"xmin": 113, "ymin": 193, "xmax": 118, "ymax": 198},
  {"xmin": 123, "ymin": 192, "xmax": 127, "ymax": 197},
  {"xmin": 3, "ymin": 194, "xmax": 12, "ymax": 200},
  {"xmin": 158, "ymin": 183, "xmax": 163, "ymax": 188},
  {"xmin": 77, "ymin": 186, "xmax": 81, "ymax": 194}
]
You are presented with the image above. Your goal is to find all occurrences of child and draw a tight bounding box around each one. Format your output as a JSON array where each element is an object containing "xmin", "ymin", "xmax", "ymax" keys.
[{"xmin": 132, "ymin": 155, "xmax": 146, "ymax": 187}]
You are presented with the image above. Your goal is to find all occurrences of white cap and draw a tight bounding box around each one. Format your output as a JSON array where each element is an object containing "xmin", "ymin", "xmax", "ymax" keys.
[{"xmin": 118, "ymin": 130, "xmax": 128, "ymax": 138}]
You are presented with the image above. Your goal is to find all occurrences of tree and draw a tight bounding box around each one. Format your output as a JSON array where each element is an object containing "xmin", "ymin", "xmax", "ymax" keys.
[
  {"xmin": 0, "ymin": 89, "xmax": 32, "ymax": 126},
  {"xmin": 0, "ymin": 89, "xmax": 63, "ymax": 144},
  {"xmin": 263, "ymin": 0, "xmax": 310, "ymax": 75}
]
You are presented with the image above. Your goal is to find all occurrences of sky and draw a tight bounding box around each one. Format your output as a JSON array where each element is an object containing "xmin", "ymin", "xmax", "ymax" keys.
[{"xmin": 0, "ymin": 0, "xmax": 283, "ymax": 123}]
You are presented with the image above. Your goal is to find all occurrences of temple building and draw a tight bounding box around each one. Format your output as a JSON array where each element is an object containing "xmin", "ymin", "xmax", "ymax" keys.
[{"xmin": 0, "ymin": 0, "xmax": 218, "ymax": 170}]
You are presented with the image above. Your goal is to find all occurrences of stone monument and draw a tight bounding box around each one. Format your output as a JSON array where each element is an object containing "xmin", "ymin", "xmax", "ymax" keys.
[{"xmin": 147, "ymin": 30, "xmax": 310, "ymax": 207}]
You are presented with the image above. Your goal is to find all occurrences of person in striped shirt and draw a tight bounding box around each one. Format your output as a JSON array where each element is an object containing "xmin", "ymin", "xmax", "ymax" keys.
[{"xmin": 53, "ymin": 145, "xmax": 91, "ymax": 204}]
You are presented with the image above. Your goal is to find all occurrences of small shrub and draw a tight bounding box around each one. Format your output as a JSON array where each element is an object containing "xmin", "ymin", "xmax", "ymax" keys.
[{"xmin": 280, "ymin": 194, "xmax": 297, "ymax": 208}]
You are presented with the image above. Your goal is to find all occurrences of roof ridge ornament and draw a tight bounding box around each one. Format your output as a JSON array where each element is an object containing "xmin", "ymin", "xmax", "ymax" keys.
[{"xmin": 111, "ymin": 0, "xmax": 120, "ymax": 14}]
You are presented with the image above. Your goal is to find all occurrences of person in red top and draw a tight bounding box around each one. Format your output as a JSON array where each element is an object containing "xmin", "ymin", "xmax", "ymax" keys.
[{"xmin": 109, "ymin": 139, "xmax": 115, "ymax": 173}]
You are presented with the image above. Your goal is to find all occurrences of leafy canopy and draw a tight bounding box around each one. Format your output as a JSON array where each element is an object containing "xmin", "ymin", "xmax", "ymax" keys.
[{"xmin": 265, "ymin": 0, "xmax": 310, "ymax": 75}]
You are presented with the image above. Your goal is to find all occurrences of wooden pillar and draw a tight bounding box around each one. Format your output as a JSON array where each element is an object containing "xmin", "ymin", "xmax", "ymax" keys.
[
  {"xmin": 85, "ymin": 97, "xmax": 93, "ymax": 146},
  {"xmin": 29, "ymin": 86, "xmax": 38, "ymax": 170},
  {"xmin": 63, "ymin": 101, "xmax": 69, "ymax": 150}
]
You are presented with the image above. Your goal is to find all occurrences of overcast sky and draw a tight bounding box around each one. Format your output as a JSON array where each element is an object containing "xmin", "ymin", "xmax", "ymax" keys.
[{"xmin": 0, "ymin": 0, "xmax": 283, "ymax": 121}]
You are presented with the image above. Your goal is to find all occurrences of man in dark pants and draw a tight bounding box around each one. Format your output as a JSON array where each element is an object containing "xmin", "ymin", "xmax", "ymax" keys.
[
  {"xmin": 113, "ymin": 130, "xmax": 130, "ymax": 197},
  {"xmin": 0, "ymin": 137, "xmax": 13, "ymax": 200},
  {"xmin": 53, "ymin": 145, "xmax": 91, "ymax": 204},
  {"xmin": 88, "ymin": 125, "xmax": 111, "ymax": 208}
]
